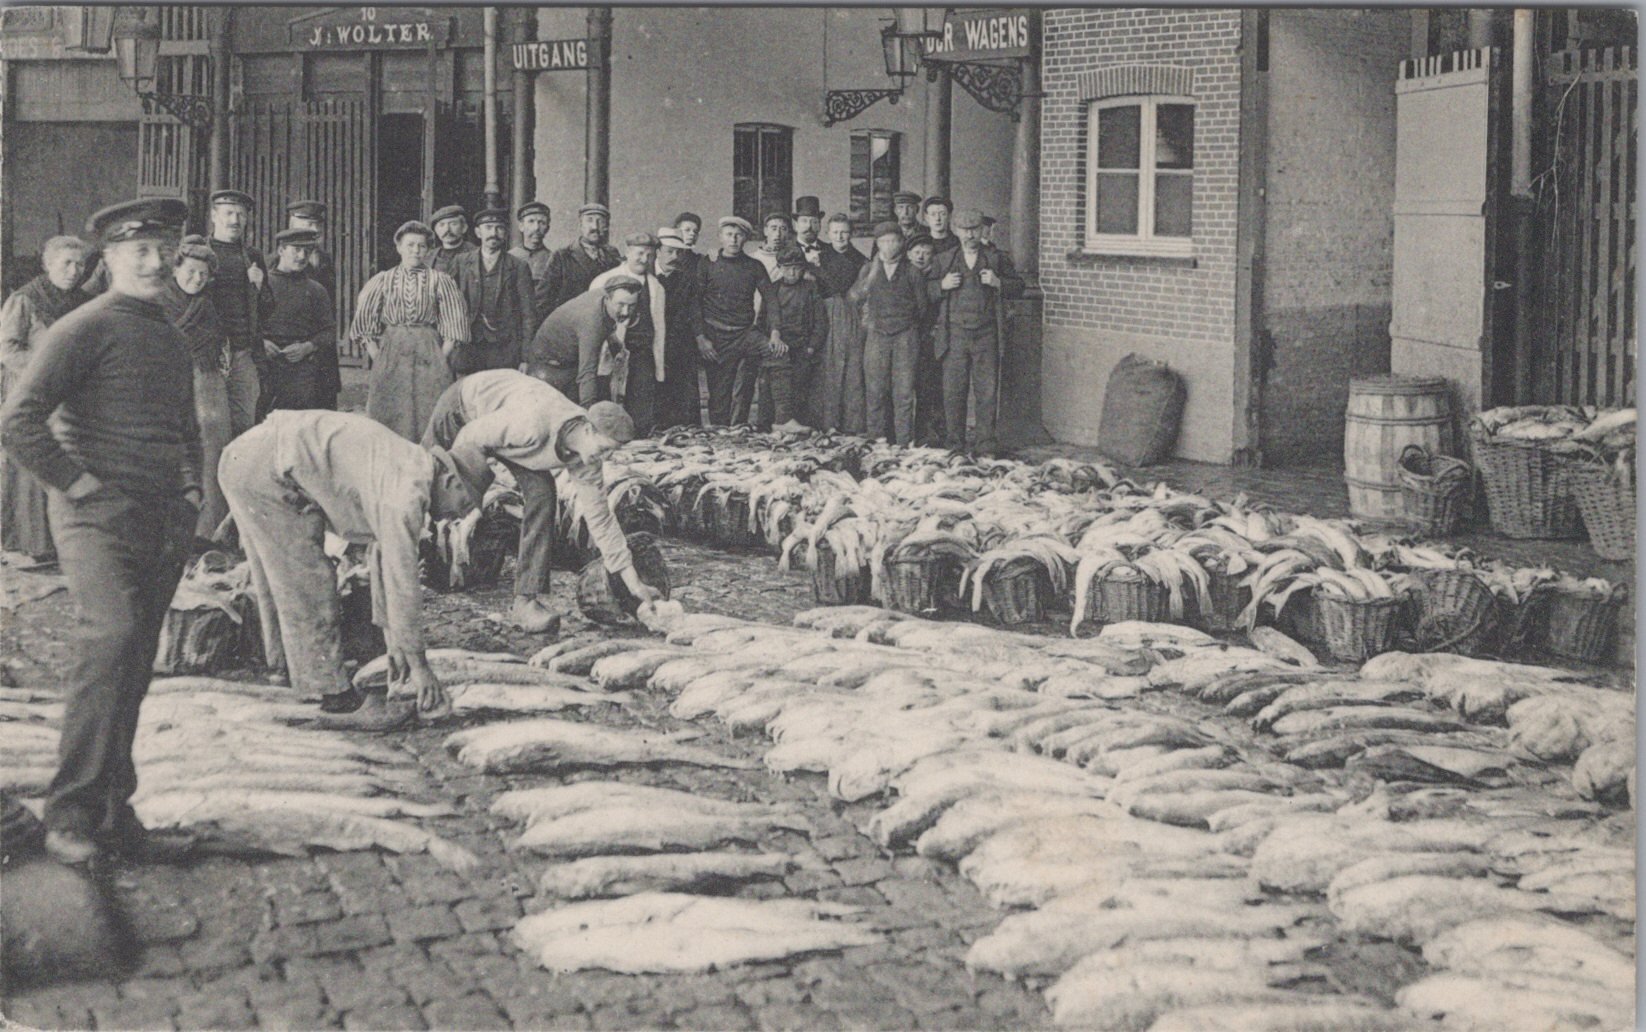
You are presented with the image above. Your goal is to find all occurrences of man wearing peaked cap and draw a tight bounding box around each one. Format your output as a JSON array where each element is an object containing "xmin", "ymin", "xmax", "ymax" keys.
[
  {"xmin": 524, "ymin": 271, "xmax": 642, "ymax": 402},
  {"xmin": 429, "ymin": 204, "xmax": 475, "ymax": 277},
  {"xmin": 286, "ymin": 199, "xmax": 337, "ymax": 319},
  {"xmin": 588, "ymin": 232, "xmax": 667, "ymax": 434},
  {"xmin": 535, "ymin": 201, "xmax": 620, "ymax": 325},
  {"xmin": 509, "ymin": 202, "xmax": 554, "ymax": 299},
  {"xmin": 927, "ymin": 207, "xmax": 1023, "ymax": 457},
  {"xmin": 892, "ymin": 191, "xmax": 922, "ymax": 239},
  {"xmin": 211, "ymin": 189, "xmax": 256, "ymax": 211},
  {"xmin": 207, "ymin": 188, "xmax": 271, "ymax": 436},
  {"xmin": 450, "ymin": 208, "xmax": 535, "ymax": 378},
  {"xmin": 1, "ymin": 197, "xmax": 202, "ymax": 864},
  {"xmin": 258, "ymin": 226, "xmax": 336, "ymax": 414}
]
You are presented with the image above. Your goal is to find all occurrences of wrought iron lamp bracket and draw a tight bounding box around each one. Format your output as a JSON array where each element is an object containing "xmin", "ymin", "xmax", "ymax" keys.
[
  {"xmin": 940, "ymin": 60, "xmax": 1024, "ymax": 120},
  {"xmin": 138, "ymin": 90, "xmax": 214, "ymax": 131},
  {"xmin": 823, "ymin": 88, "xmax": 902, "ymax": 128}
]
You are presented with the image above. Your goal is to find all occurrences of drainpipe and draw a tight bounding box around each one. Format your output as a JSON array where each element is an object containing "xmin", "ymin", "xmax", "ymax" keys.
[
  {"xmin": 209, "ymin": 7, "xmax": 232, "ymax": 193},
  {"xmin": 926, "ymin": 69, "xmax": 951, "ymax": 199},
  {"xmin": 585, "ymin": 7, "xmax": 612, "ymax": 206},
  {"xmin": 510, "ymin": 8, "xmax": 536, "ymax": 245},
  {"xmin": 483, "ymin": 7, "xmax": 502, "ymax": 210},
  {"xmin": 1508, "ymin": 9, "xmax": 1536, "ymax": 404}
]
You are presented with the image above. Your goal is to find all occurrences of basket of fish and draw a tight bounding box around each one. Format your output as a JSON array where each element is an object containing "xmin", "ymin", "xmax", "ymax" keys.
[
  {"xmin": 577, "ymin": 532, "xmax": 672, "ymax": 626},
  {"xmin": 1408, "ymin": 568, "xmax": 1499, "ymax": 656},
  {"xmin": 1312, "ymin": 591, "xmax": 1404, "ymax": 662},
  {"xmin": 1397, "ymin": 444, "xmax": 1473, "ymax": 536},
  {"xmin": 961, "ymin": 537, "xmax": 1074, "ymax": 628},
  {"xmin": 1092, "ymin": 564, "xmax": 1170, "ymax": 627},
  {"xmin": 978, "ymin": 558, "xmax": 1048, "ymax": 626},
  {"xmin": 155, "ymin": 551, "xmax": 253, "ymax": 675},
  {"xmin": 608, "ymin": 474, "xmax": 670, "ymax": 539},
  {"xmin": 1468, "ymin": 406, "xmax": 1603, "ymax": 539},
  {"xmin": 1566, "ymin": 454, "xmax": 1635, "ymax": 562},
  {"xmin": 1190, "ymin": 560, "xmax": 1250, "ymax": 635},
  {"xmin": 882, "ymin": 555, "xmax": 963, "ymax": 614},
  {"xmin": 1538, "ymin": 577, "xmax": 1626, "ymax": 664},
  {"xmin": 811, "ymin": 539, "xmax": 869, "ymax": 606},
  {"xmin": 421, "ymin": 505, "xmax": 515, "ymax": 591},
  {"xmin": 705, "ymin": 488, "xmax": 765, "ymax": 551},
  {"xmin": 672, "ymin": 477, "xmax": 712, "ymax": 541}
]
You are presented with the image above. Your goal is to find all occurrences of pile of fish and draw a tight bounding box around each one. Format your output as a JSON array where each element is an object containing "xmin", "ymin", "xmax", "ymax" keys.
[
  {"xmin": 523, "ymin": 606, "xmax": 1635, "ymax": 1028},
  {"xmin": 589, "ymin": 427, "xmax": 1624, "ymax": 664}
]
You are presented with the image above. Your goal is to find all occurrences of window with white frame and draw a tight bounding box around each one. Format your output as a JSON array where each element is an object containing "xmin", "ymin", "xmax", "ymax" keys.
[{"xmin": 1085, "ymin": 96, "xmax": 1195, "ymax": 257}]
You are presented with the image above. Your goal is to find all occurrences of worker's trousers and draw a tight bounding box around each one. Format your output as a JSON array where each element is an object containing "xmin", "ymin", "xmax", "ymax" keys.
[
  {"xmin": 218, "ymin": 429, "xmax": 352, "ymax": 704},
  {"xmin": 423, "ymin": 394, "xmax": 558, "ymax": 600},
  {"xmin": 44, "ymin": 486, "xmax": 192, "ymax": 839},
  {"xmin": 225, "ymin": 345, "xmax": 261, "ymax": 438},
  {"xmin": 941, "ymin": 324, "xmax": 1000, "ymax": 454},
  {"xmin": 863, "ymin": 326, "xmax": 919, "ymax": 444},
  {"xmin": 702, "ymin": 326, "xmax": 764, "ymax": 426}
]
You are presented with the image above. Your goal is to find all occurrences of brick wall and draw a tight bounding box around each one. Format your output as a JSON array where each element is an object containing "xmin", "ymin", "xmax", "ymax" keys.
[{"xmin": 1039, "ymin": 9, "xmax": 1244, "ymax": 462}]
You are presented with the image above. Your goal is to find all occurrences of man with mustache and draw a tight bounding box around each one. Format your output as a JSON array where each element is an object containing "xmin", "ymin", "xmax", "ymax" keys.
[
  {"xmin": 508, "ymin": 202, "xmax": 554, "ymax": 326},
  {"xmin": 536, "ymin": 203, "xmax": 621, "ymax": 320},
  {"xmin": 450, "ymin": 208, "xmax": 536, "ymax": 376},
  {"xmin": 429, "ymin": 205, "xmax": 477, "ymax": 277},
  {"xmin": 204, "ymin": 189, "xmax": 270, "ymax": 437},
  {"xmin": 1, "ymin": 198, "xmax": 202, "ymax": 865}
]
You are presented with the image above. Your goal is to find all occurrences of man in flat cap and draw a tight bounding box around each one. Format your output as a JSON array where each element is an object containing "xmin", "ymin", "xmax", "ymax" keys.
[
  {"xmin": 1, "ymin": 198, "xmax": 202, "ymax": 864},
  {"xmin": 449, "ymin": 208, "xmax": 535, "ymax": 377},
  {"xmin": 205, "ymin": 189, "xmax": 270, "ymax": 437},
  {"xmin": 285, "ymin": 200, "xmax": 341, "ymax": 410},
  {"xmin": 258, "ymin": 228, "xmax": 337, "ymax": 414},
  {"xmin": 429, "ymin": 205, "xmax": 476, "ymax": 277},
  {"xmin": 763, "ymin": 244, "xmax": 828, "ymax": 430},
  {"xmin": 928, "ymin": 208, "xmax": 1023, "ymax": 457},
  {"xmin": 922, "ymin": 196, "xmax": 960, "ymax": 255},
  {"xmin": 422, "ymin": 372, "xmax": 659, "ymax": 634},
  {"xmin": 849, "ymin": 220, "xmax": 927, "ymax": 444},
  {"xmin": 753, "ymin": 211, "xmax": 793, "ymax": 281},
  {"xmin": 695, "ymin": 216, "xmax": 777, "ymax": 426},
  {"xmin": 508, "ymin": 202, "xmax": 554, "ymax": 321},
  {"xmin": 536, "ymin": 203, "xmax": 621, "ymax": 322},
  {"xmin": 524, "ymin": 275, "xmax": 640, "ymax": 403},
  {"xmin": 588, "ymin": 232, "xmax": 667, "ymax": 435},
  {"xmin": 654, "ymin": 226, "xmax": 703, "ymax": 430},
  {"xmin": 220, "ymin": 409, "xmax": 487, "ymax": 731},
  {"xmin": 892, "ymin": 191, "xmax": 923, "ymax": 241}
]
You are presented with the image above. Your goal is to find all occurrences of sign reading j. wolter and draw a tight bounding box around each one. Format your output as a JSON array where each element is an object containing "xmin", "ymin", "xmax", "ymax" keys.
[
  {"xmin": 290, "ymin": 8, "xmax": 451, "ymax": 50},
  {"xmin": 921, "ymin": 9, "xmax": 1038, "ymax": 63}
]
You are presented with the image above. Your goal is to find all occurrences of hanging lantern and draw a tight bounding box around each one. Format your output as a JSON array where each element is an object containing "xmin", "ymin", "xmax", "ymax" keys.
[{"xmin": 112, "ymin": 7, "xmax": 160, "ymax": 92}]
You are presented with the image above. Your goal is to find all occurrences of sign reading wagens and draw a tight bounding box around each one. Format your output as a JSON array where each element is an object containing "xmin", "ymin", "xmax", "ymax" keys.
[
  {"xmin": 513, "ymin": 38, "xmax": 590, "ymax": 72},
  {"xmin": 922, "ymin": 9, "xmax": 1037, "ymax": 63}
]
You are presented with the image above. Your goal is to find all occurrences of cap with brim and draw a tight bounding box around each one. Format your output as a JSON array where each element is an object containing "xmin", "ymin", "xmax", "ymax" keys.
[
  {"xmin": 586, "ymin": 401, "xmax": 636, "ymax": 444},
  {"xmin": 762, "ymin": 211, "xmax": 793, "ymax": 228},
  {"xmin": 656, "ymin": 228, "xmax": 685, "ymax": 248},
  {"xmin": 871, "ymin": 221, "xmax": 902, "ymax": 239},
  {"xmin": 922, "ymin": 195, "xmax": 953, "ymax": 212},
  {"xmin": 473, "ymin": 208, "xmax": 509, "ymax": 228},
  {"xmin": 906, "ymin": 234, "xmax": 935, "ymax": 252},
  {"xmin": 718, "ymin": 216, "xmax": 755, "ymax": 236},
  {"xmin": 394, "ymin": 220, "xmax": 435, "ymax": 243},
  {"xmin": 981, "ymin": 215, "xmax": 997, "ymax": 227},
  {"xmin": 623, "ymin": 232, "xmax": 661, "ymax": 250},
  {"xmin": 578, "ymin": 203, "xmax": 612, "ymax": 219},
  {"xmin": 775, "ymin": 246, "xmax": 807, "ymax": 268},
  {"xmin": 287, "ymin": 199, "xmax": 326, "ymax": 219},
  {"xmin": 892, "ymin": 191, "xmax": 922, "ymax": 206},
  {"xmin": 275, "ymin": 227, "xmax": 321, "ymax": 248},
  {"xmin": 211, "ymin": 189, "xmax": 255, "ymax": 210},
  {"xmin": 430, "ymin": 445, "xmax": 491, "ymax": 509},
  {"xmin": 516, "ymin": 201, "xmax": 551, "ymax": 220},
  {"xmin": 430, "ymin": 205, "xmax": 468, "ymax": 226},
  {"xmin": 601, "ymin": 274, "xmax": 644, "ymax": 295},
  {"xmin": 176, "ymin": 234, "xmax": 216, "ymax": 264},
  {"xmin": 952, "ymin": 208, "xmax": 985, "ymax": 230},
  {"xmin": 87, "ymin": 198, "xmax": 189, "ymax": 244}
]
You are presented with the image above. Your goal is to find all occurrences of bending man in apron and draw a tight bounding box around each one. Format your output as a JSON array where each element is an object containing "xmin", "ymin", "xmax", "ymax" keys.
[{"xmin": 219, "ymin": 409, "xmax": 488, "ymax": 731}]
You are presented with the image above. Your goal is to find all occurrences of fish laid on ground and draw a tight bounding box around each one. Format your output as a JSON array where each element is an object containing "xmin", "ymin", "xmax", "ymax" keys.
[
  {"xmin": 452, "ymin": 683, "xmax": 630, "ymax": 714},
  {"xmin": 512, "ymin": 893, "xmax": 879, "ymax": 973},
  {"xmin": 792, "ymin": 605, "xmax": 903, "ymax": 636},
  {"xmin": 588, "ymin": 648, "xmax": 690, "ymax": 690},
  {"xmin": 1330, "ymin": 874, "xmax": 1542, "ymax": 945},
  {"xmin": 1505, "ymin": 690, "xmax": 1634, "ymax": 762},
  {"xmin": 1195, "ymin": 670, "xmax": 1328, "ymax": 706},
  {"xmin": 1107, "ymin": 769, "xmax": 1289, "ymax": 812},
  {"xmin": 1145, "ymin": 650, "xmax": 1291, "ymax": 691},
  {"xmin": 491, "ymin": 781, "xmax": 774, "ymax": 826},
  {"xmin": 1250, "ymin": 681, "xmax": 1429, "ymax": 730},
  {"xmin": 536, "ymin": 851, "xmax": 797, "ymax": 899},
  {"xmin": 545, "ymin": 640, "xmax": 653, "ymax": 676},
  {"xmin": 1346, "ymin": 744, "xmax": 1514, "ymax": 786},
  {"xmin": 446, "ymin": 719, "xmax": 757, "ymax": 774},
  {"xmin": 1269, "ymin": 706, "xmax": 1466, "ymax": 737},
  {"xmin": 1128, "ymin": 789, "xmax": 1296, "ymax": 829},
  {"xmin": 714, "ymin": 682, "xmax": 838, "ymax": 732},
  {"xmin": 670, "ymin": 670, "xmax": 777, "ymax": 719},
  {"xmin": 1421, "ymin": 914, "xmax": 1635, "ymax": 993},
  {"xmin": 1571, "ymin": 738, "xmax": 1632, "ymax": 802},
  {"xmin": 1204, "ymin": 795, "xmax": 1341, "ymax": 834},
  {"xmin": 0, "ymin": 701, "xmax": 62, "ymax": 722},
  {"xmin": 135, "ymin": 797, "xmax": 478, "ymax": 871},
  {"xmin": 915, "ymin": 793, "xmax": 1123, "ymax": 861},
  {"xmin": 1245, "ymin": 626, "xmax": 1320, "ymax": 669},
  {"xmin": 959, "ymin": 816, "xmax": 1220, "ymax": 908},
  {"xmin": 652, "ymin": 657, "xmax": 772, "ymax": 696},
  {"xmin": 661, "ymin": 614, "xmax": 757, "ymax": 645},
  {"xmin": 1396, "ymin": 972, "xmax": 1634, "ymax": 1031},
  {"xmin": 355, "ymin": 647, "xmax": 521, "ymax": 686},
  {"xmin": 1281, "ymin": 730, "xmax": 1475, "ymax": 769},
  {"xmin": 134, "ymin": 789, "xmax": 454, "ymax": 823},
  {"xmin": 1095, "ymin": 621, "xmax": 1218, "ymax": 650},
  {"xmin": 827, "ymin": 730, "xmax": 982, "ymax": 802},
  {"xmin": 869, "ymin": 753, "xmax": 1109, "ymax": 848},
  {"xmin": 512, "ymin": 806, "xmax": 808, "ymax": 857},
  {"xmin": 1110, "ymin": 745, "xmax": 1237, "ymax": 784},
  {"xmin": 1045, "ymin": 962, "xmax": 1311, "ymax": 1030},
  {"xmin": 1148, "ymin": 1001, "xmax": 1415, "ymax": 1032},
  {"xmin": 135, "ymin": 770, "xmax": 414, "ymax": 799},
  {"xmin": 1249, "ymin": 816, "xmax": 1491, "ymax": 894},
  {"xmin": 1325, "ymin": 852, "xmax": 1495, "ymax": 908}
]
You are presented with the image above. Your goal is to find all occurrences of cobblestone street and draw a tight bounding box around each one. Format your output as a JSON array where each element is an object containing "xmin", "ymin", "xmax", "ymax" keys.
[{"xmin": 2, "ymin": 540, "xmax": 1055, "ymax": 1031}]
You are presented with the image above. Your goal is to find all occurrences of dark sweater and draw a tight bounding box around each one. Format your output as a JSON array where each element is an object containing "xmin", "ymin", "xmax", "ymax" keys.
[
  {"xmin": 205, "ymin": 239, "xmax": 269, "ymax": 344},
  {"xmin": 849, "ymin": 258, "xmax": 927, "ymax": 336},
  {"xmin": 771, "ymin": 279, "xmax": 828, "ymax": 360},
  {"xmin": 1, "ymin": 292, "xmax": 201, "ymax": 498},
  {"xmin": 816, "ymin": 244, "xmax": 867, "ymax": 298},
  {"xmin": 261, "ymin": 269, "xmax": 334, "ymax": 345},
  {"xmin": 157, "ymin": 281, "xmax": 225, "ymax": 373},
  {"xmin": 696, "ymin": 252, "xmax": 772, "ymax": 337}
]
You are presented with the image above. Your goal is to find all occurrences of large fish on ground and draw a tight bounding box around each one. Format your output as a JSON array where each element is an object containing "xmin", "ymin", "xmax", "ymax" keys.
[
  {"xmin": 915, "ymin": 792, "xmax": 1122, "ymax": 861},
  {"xmin": 1149, "ymin": 1001, "xmax": 1416, "ymax": 1032},
  {"xmin": 544, "ymin": 640, "xmax": 653, "ymax": 676},
  {"xmin": 1329, "ymin": 874, "xmax": 1543, "ymax": 945},
  {"xmin": 512, "ymin": 805, "xmax": 808, "ymax": 857},
  {"xmin": 959, "ymin": 816, "xmax": 1226, "ymax": 908},
  {"xmin": 1269, "ymin": 706, "xmax": 1467, "ymax": 737},
  {"xmin": 446, "ymin": 718, "xmax": 757, "ymax": 774},
  {"xmin": 1045, "ymin": 962, "xmax": 1311, "ymax": 1030},
  {"xmin": 1396, "ymin": 972, "xmax": 1634, "ymax": 1031},
  {"xmin": 492, "ymin": 781, "xmax": 774, "ymax": 826},
  {"xmin": 589, "ymin": 648, "xmax": 691, "ymax": 690},
  {"xmin": 133, "ymin": 789, "xmax": 454, "ymax": 823},
  {"xmin": 1420, "ymin": 914, "xmax": 1634, "ymax": 993},
  {"xmin": 1250, "ymin": 681, "xmax": 1429, "ymax": 730},
  {"xmin": 450, "ymin": 683, "xmax": 631, "ymax": 714},
  {"xmin": 1249, "ymin": 816, "xmax": 1491, "ymax": 894},
  {"xmin": 536, "ymin": 852, "xmax": 797, "ymax": 899},
  {"xmin": 354, "ymin": 647, "xmax": 521, "ymax": 687},
  {"xmin": 512, "ymin": 893, "xmax": 879, "ymax": 973}
]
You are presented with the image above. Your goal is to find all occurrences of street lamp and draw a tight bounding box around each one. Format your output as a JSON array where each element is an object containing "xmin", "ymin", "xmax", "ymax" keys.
[
  {"xmin": 824, "ymin": 9, "xmax": 940, "ymax": 127},
  {"xmin": 111, "ymin": 6, "xmax": 213, "ymax": 130}
]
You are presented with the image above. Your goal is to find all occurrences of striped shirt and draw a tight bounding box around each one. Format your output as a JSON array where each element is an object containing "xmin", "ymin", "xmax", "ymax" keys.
[{"xmin": 348, "ymin": 265, "xmax": 468, "ymax": 349}]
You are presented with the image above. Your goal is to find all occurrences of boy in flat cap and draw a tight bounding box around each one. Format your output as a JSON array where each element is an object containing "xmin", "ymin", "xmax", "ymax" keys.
[
  {"xmin": 449, "ymin": 208, "xmax": 535, "ymax": 377},
  {"xmin": 429, "ymin": 205, "xmax": 476, "ymax": 277},
  {"xmin": 588, "ymin": 232, "xmax": 667, "ymax": 435},
  {"xmin": 220, "ymin": 409, "xmax": 487, "ymax": 731},
  {"xmin": 763, "ymin": 245, "xmax": 828, "ymax": 430},
  {"xmin": 695, "ymin": 216, "xmax": 778, "ymax": 426},
  {"xmin": 1, "ymin": 198, "xmax": 202, "ymax": 864},
  {"xmin": 928, "ymin": 208, "xmax": 1023, "ymax": 456},
  {"xmin": 536, "ymin": 203, "xmax": 621, "ymax": 321},
  {"xmin": 205, "ymin": 189, "xmax": 270, "ymax": 436},
  {"xmin": 258, "ymin": 228, "xmax": 337, "ymax": 414}
]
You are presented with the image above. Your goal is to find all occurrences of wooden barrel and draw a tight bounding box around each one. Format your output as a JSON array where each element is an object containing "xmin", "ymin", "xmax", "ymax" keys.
[{"xmin": 1343, "ymin": 375, "xmax": 1454, "ymax": 526}]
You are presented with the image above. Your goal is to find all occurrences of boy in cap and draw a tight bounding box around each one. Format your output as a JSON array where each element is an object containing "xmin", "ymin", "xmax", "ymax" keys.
[
  {"xmin": 654, "ymin": 226, "xmax": 703, "ymax": 429},
  {"xmin": 219, "ymin": 409, "xmax": 486, "ymax": 732},
  {"xmin": 928, "ymin": 208, "xmax": 1024, "ymax": 456},
  {"xmin": 429, "ymin": 205, "xmax": 476, "ymax": 276},
  {"xmin": 422, "ymin": 372, "xmax": 660, "ymax": 634},
  {"xmin": 763, "ymin": 245, "xmax": 828, "ymax": 430},
  {"xmin": 259, "ymin": 227, "xmax": 338, "ymax": 413},
  {"xmin": 537, "ymin": 203, "xmax": 621, "ymax": 320},
  {"xmin": 695, "ymin": 216, "xmax": 777, "ymax": 425},
  {"xmin": 848, "ymin": 221, "xmax": 927, "ymax": 444},
  {"xmin": 450, "ymin": 208, "xmax": 536, "ymax": 376},
  {"xmin": 205, "ymin": 188, "xmax": 270, "ymax": 436},
  {"xmin": 922, "ymin": 196, "xmax": 960, "ymax": 254},
  {"xmin": 2, "ymin": 198, "xmax": 202, "ymax": 863},
  {"xmin": 588, "ymin": 233, "xmax": 667, "ymax": 435}
]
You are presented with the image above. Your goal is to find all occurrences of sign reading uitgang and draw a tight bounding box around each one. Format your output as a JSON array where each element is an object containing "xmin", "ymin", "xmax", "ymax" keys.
[
  {"xmin": 921, "ymin": 8, "xmax": 1037, "ymax": 63},
  {"xmin": 513, "ymin": 38, "xmax": 590, "ymax": 72},
  {"xmin": 290, "ymin": 8, "xmax": 451, "ymax": 50}
]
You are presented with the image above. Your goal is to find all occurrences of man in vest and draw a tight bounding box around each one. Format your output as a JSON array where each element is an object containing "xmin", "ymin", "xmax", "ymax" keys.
[
  {"xmin": 449, "ymin": 208, "xmax": 536, "ymax": 376},
  {"xmin": 536, "ymin": 203, "xmax": 621, "ymax": 319},
  {"xmin": 849, "ymin": 221, "xmax": 927, "ymax": 444},
  {"xmin": 927, "ymin": 208, "xmax": 1024, "ymax": 457}
]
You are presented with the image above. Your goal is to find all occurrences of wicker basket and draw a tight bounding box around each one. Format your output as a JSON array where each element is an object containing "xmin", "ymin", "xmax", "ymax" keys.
[
  {"xmin": 711, "ymin": 490, "xmax": 766, "ymax": 550},
  {"xmin": 1398, "ymin": 445, "xmax": 1473, "ymax": 537},
  {"xmin": 675, "ymin": 482, "xmax": 710, "ymax": 540},
  {"xmin": 155, "ymin": 604, "xmax": 245, "ymax": 675},
  {"xmin": 1470, "ymin": 427, "xmax": 1583, "ymax": 539},
  {"xmin": 1540, "ymin": 588, "xmax": 1623, "ymax": 664},
  {"xmin": 1312, "ymin": 593, "xmax": 1403, "ymax": 662},
  {"xmin": 811, "ymin": 540, "xmax": 870, "ymax": 606},
  {"xmin": 883, "ymin": 555, "xmax": 963, "ymax": 614},
  {"xmin": 1077, "ymin": 567, "xmax": 1170, "ymax": 629},
  {"xmin": 1567, "ymin": 462, "xmax": 1636, "ymax": 562},
  {"xmin": 981, "ymin": 559, "xmax": 1047, "ymax": 626},
  {"xmin": 1276, "ymin": 590, "xmax": 1319, "ymax": 644},
  {"xmin": 1192, "ymin": 566, "xmax": 1250, "ymax": 634},
  {"xmin": 1410, "ymin": 569, "xmax": 1498, "ymax": 655}
]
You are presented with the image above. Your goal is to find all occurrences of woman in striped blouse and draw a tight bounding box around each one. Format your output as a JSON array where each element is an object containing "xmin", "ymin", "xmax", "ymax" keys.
[{"xmin": 349, "ymin": 221, "xmax": 469, "ymax": 440}]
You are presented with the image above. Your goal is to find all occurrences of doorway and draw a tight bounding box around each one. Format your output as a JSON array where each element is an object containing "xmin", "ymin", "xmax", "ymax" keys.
[{"xmin": 377, "ymin": 113, "xmax": 425, "ymax": 270}]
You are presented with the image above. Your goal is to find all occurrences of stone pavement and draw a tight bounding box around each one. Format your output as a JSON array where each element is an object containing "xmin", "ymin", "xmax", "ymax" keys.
[{"xmin": 1, "ymin": 541, "xmax": 1053, "ymax": 1031}]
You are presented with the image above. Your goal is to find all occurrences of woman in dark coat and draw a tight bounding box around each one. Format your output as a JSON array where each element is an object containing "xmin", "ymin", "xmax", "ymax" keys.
[{"xmin": 158, "ymin": 235, "xmax": 233, "ymax": 538}]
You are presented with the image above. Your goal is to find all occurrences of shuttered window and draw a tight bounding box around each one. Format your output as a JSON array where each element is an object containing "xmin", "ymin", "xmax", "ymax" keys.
[
  {"xmin": 849, "ymin": 130, "xmax": 900, "ymax": 234},
  {"xmin": 1085, "ymin": 96, "xmax": 1195, "ymax": 257},
  {"xmin": 733, "ymin": 123, "xmax": 793, "ymax": 229}
]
